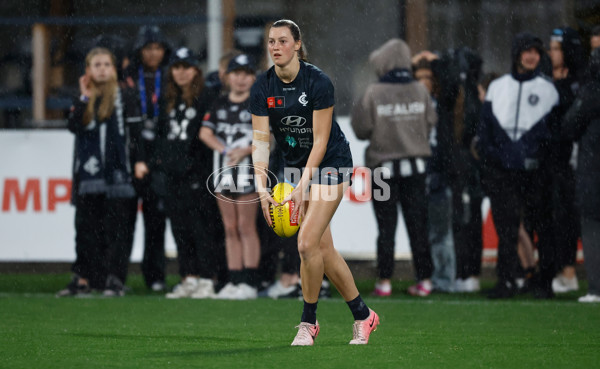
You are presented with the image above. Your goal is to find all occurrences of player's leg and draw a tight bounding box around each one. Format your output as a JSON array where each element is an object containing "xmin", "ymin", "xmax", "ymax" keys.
[
  {"xmin": 291, "ymin": 183, "xmax": 343, "ymax": 346},
  {"xmin": 319, "ymin": 224, "xmax": 359, "ymax": 300},
  {"xmin": 297, "ymin": 183, "xmax": 346, "ymax": 303},
  {"xmin": 316, "ymin": 201, "xmax": 380, "ymax": 345}
]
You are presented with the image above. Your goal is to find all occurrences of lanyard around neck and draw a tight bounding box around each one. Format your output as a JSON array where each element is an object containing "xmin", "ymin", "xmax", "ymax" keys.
[{"xmin": 138, "ymin": 66, "xmax": 161, "ymax": 118}]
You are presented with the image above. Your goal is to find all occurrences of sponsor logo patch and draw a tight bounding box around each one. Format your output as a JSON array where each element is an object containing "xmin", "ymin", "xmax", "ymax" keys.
[
  {"xmin": 268, "ymin": 96, "xmax": 285, "ymax": 108},
  {"xmin": 281, "ymin": 116, "xmax": 306, "ymax": 127}
]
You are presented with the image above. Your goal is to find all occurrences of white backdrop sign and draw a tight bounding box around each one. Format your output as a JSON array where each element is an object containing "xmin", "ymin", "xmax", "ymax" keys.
[{"xmin": 0, "ymin": 118, "xmax": 411, "ymax": 262}]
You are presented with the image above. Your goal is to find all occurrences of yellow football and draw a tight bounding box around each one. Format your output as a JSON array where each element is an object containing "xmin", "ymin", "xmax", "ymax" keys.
[{"xmin": 269, "ymin": 182, "xmax": 300, "ymax": 238}]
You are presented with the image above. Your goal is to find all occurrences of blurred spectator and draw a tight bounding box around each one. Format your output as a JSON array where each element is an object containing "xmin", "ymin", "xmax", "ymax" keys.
[
  {"xmin": 411, "ymin": 50, "xmax": 455, "ymax": 293},
  {"xmin": 202, "ymin": 49, "xmax": 244, "ymax": 288},
  {"xmin": 477, "ymin": 72, "xmax": 536, "ymax": 293},
  {"xmin": 475, "ymin": 32, "xmax": 559, "ymax": 299},
  {"xmin": 57, "ymin": 48, "xmax": 140, "ymax": 297},
  {"xmin": 204, "ymin": 49, "xmax": 243, "ymax": 93},
  {"xmin": 151, "ymin": 47, "xmax": 220, "ymax": 299},
  {"xmin": 351, "ymin": 39, "xmax": 436, "ymax": 297},
  {"xmin": 561, "ymin": 47, "xmax": 600, "ymax": 303},
  {"xmin": 590, "ymin": 25, "xmax": 600, "ymax": 51},
  {"xmin": 417, "ymin": 47, "xmax": 485, "ymax": 294},
  {"xmin": 125, "ymin": 25, "xmax": 172, "ymax": 292},
  {"xmin": 200, "ymin": 54, "xmax": 260, "ymax": 300},
  {"xmin": 92, "ymin": 34, "xmax": 129, "ymax": 83},
  {"xmin": 448, "ymin": 47, "xmax": 485, "ymax": 295},
  {"xmin": 547, "ymin": 27, "xmax": 585, "ymax": 294},
  {"xmin": 476, "ymin": 73, "xmax": 499, "ymax": 106}
]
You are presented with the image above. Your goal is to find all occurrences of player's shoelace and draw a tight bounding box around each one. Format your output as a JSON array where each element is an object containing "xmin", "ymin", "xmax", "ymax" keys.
[
  {"xmin": 294, "ymin": 323, "xmax": 316, "ymax": 343},
  {"xmin": 352, "ymin": 321, "xmax": 366, "ymax": 342}
]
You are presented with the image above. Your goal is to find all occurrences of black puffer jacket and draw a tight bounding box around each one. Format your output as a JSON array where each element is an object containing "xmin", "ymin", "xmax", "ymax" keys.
[{"xmin": 562, "ymin": 48, "xmax": 600, "ymax": 220}]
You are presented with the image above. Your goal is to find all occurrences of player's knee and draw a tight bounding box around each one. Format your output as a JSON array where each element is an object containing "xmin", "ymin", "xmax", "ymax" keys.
[{"xmin": 297, "ymin": 232, "xmax": 319, "ymax": 259}]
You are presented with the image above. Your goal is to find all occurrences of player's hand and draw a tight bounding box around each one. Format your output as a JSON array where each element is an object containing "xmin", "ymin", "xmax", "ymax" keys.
[
  {"xmin": 282, "ymin": 185, "xmax": 306, "ymax": 223},
  {"xmin": 259, "ymin": 189, "xmax": 279, "ymax": 227},
  {"xmin": 135, "ymin": 162, "xmax": 149, "ymax": 179}
]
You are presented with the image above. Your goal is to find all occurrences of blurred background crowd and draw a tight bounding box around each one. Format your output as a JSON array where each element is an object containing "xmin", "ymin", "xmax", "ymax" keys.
[{"xmin": 1, "ymin": 1, "xmax": 600, "ymax": 303}]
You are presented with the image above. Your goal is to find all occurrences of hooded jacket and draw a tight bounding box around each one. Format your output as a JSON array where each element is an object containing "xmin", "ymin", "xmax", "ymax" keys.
[
  {"xmin": 562, "ymin": 48, "xmax": 600, "ymax": 220},
  {"xmin": 351, "ymin": 39, "xmax": 436, "ymax": 168},
  {"xmin": 128, "ymin": 25, "xmax": 172, "ymax": 71},
  {"xmin": 124, "ymin": 26, "xmax": 173, "ymax": 173},
  {"xmin": 477, "ymin": 32, "xmax": 559, "ymax": 170}
]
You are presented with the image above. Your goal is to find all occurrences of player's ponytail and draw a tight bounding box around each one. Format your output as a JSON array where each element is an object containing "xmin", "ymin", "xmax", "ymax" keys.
[
  {"xmin": 271, "ymin": 19, "xmax": 308, "ymax": 62},
  {"xmin": 298, "ymin": 43, "xmax": 309, "ymax": 62}
]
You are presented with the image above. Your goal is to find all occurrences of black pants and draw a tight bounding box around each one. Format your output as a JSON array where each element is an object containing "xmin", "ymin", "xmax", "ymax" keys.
[
  {"xmin": 73, "ymin": 194, "xmax": 135, "ymax": 288},
  {"xmin": 452, "ymin": 152, "xmax": 484, "ymax": 279},
  {"xmin": 165, "ymin": 178, "xmax": 224, "ymax": 279},
  {"xmin": 130, "ymin": 179, "xmax": 167, "ymax": 287},
  {"xmin": 551, "ymin": 165, "xmax": 580, "ymax": 270},
  {"xmin": 581, "ymin": 217, "xmax": 600, "ymax": 295},
  {"xmin": 482, "ymin": 167, "xmax": 554, "ymax": 284},
  {"xmin": 372, "ymin": 173, "xmax": 432, "ymax": 281}
]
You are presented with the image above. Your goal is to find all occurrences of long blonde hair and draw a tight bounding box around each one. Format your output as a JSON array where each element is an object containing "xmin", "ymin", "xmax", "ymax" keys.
[{"xmin": 83, "ymin": 47, "xmax": 118, "ymax": 126}]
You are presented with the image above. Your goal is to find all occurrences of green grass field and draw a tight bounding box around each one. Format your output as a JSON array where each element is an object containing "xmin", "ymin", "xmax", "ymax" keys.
[{"xmin": 1, "ymin": 274, "xmax": 599, "ymax": 369}]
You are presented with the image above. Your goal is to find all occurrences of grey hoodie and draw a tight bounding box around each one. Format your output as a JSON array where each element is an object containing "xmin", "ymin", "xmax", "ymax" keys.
[{"xmin": 351, "ymin": 38, "xmax": 436, "ymax": 168}]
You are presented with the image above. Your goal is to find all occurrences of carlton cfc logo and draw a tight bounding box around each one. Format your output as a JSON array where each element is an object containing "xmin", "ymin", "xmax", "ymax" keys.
[{"xmin": 298, "ymin": 92, "xmax": 308, "ymax": 106}]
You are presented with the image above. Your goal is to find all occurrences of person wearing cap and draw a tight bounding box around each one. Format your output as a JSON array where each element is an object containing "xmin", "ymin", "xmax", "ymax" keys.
[
  {"xmin": 199, "ymin": 54, "xmax": 261, "ymax": 300},
  {"xmin": 125, "ymin": 26, "xmax": 173, "ymax": 292},
  {"xmin": 153, "ymin": 47, "xmax": 221, "ymax": 299},
  {"xmin": 475, "ymin": 32, "xmax": 559, "ymax": 298},
  {"xmin": 547, "ymin": 27, "xmax": 586, "ymax": 295},
  {"xmin": 204, "ymin": 49, "xmax": 243, "ymax": 93}
]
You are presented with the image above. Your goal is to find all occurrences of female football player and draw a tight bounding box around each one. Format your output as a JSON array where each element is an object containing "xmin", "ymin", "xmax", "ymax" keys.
[{"xmin": 250, "ymin": 19, "xmax": 379, "ymax": 346}]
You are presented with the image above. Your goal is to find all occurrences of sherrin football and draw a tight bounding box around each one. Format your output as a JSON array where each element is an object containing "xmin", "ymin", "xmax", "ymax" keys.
[{"xmin": 269, "ymin": 182, "xmax": 300, "ymax": 238}]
